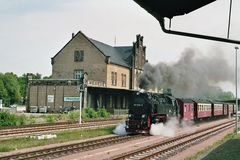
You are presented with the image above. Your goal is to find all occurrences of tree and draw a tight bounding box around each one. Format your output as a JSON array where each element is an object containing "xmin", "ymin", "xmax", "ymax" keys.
[
  {"xmin": 43, "ymin": 75, "xmax": 52, "ymax": 79},
  {"xmin": 2, "ymin": 73, "xmax": 21, "ymax": 105},
  {"xmin": 18, "ymin": 74, "xmax": 28, "ymax": 104},
  {"xmin": 32, "ymin": 73, "xmax": 42, "ymax": 79},
  {"xmin": 0, "ymin": 78, "xmax": 8, "ymax": 105}
]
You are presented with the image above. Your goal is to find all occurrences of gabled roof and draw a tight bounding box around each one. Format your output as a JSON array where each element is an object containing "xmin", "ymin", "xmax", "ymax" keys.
[
  {"xmin": 89, "ymin": 39, "xmax": 133, "ymax": 68},
  {"xmin": 52, "ymin": 31, "xmax": 133, "ymax": 68},
  {"xmin": 115, "ymin": 46, "xmax": 133, "ymax": 67}
]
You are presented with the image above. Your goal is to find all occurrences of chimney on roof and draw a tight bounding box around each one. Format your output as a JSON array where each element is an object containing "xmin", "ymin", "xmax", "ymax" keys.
[
  {"xmin": 72, "ymin": 33, "xmax": 75, "ymax": 39},
  {"xmin": 106, "ymin": 56, "xmax": 111, "ymax": 64}
]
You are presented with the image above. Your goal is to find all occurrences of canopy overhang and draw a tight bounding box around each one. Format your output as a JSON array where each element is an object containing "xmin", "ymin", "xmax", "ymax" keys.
[
  {"xmin": 133, "ymin": 0, "xmax": 216, "ymax": 19},
  {"xmin": 133, "ymin": 0, "xmax": 240, "ymax": 44}
]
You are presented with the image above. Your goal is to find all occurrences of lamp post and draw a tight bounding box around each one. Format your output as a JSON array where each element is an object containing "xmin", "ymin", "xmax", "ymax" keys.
[
  {"xmin": 79, "ymin": 91, "xmax": 82, "ymax": 125},
  {"xmin": 79, "ymin": 72, "xmax": 88, "ymax": 125},
  {"xmin": 235, "ymin": 46, "xmax": 239, "ymax": 134}
]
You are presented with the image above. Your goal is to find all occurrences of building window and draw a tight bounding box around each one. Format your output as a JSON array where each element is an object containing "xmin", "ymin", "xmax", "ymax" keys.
[
  {"xmin": 74, "ymin": 50, "xmax": 84, "ymax": 62},
  {"xmin": 74, "ymin": 70, "xmax": 84, "ymax": 79},
  {"xmin": 121, "ymin": 74, "xmax": 126, "ymax": 87},
  {"xmin": 111, "ymin": 72, "xmax": 117, "ymax": 86}
]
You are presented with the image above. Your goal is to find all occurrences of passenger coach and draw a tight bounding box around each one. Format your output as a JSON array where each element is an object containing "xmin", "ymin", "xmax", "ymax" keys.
[
  {"xmin": 193, "ymin": 100, "xmax": 212, "ymax": 119},
  {"xmin": 177, "ymin": 98, "xmax": 194, "ymax": 121},
  {"xmin": 212, "ymin": 102, "xmax": 224, "ymax": 117}
]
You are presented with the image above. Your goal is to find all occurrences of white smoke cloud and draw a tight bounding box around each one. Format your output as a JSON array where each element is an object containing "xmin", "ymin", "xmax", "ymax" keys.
[
  {"xmin": 149, "ymin": 117, "xmax": 195, "ymax": 137},
  {"xmin": 113, "ymin": 122, "xmax": 128, "ymax": 135}
]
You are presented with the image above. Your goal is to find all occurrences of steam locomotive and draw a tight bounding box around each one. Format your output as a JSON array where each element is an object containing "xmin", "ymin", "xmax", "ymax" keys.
[
  {"xmin": 125, "ymin": 91, "xmax": 236, "ymax": 134},
  {"xmin": 125, "ymin": 91, "xmax": 179, "ymax": 133}
]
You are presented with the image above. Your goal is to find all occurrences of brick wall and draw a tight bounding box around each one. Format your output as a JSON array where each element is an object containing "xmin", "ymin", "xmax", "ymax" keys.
[{"xmin": 52, "ymin": 32, "xmax": 107, "ymax": 83}]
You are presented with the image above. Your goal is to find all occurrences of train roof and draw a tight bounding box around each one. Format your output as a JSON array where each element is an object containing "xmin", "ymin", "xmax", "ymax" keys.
[
  {"xmin": 177, "ymin": 98, "xmax": 194, "ymax": 103},
  {"xmin": 192, "ymin": 99, "xmax": 211, "ymax": 103},
  {"xmin": 219, "ymin": 99, "xmax": 240, "ymax": 104},
  {"xmin": 210, "ymin": 100, "xmax": 224, "ymax": 104}
]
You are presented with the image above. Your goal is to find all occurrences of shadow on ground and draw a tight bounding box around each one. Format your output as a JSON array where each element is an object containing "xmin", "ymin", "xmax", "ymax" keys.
[{"xmin": 201, "ymin": 139, "xmax": 240, "ymax": 160}]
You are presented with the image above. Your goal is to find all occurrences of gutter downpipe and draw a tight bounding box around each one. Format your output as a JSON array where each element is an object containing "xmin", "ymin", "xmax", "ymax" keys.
[{"xmin": 158, "ymin": 17, "xmax": 240, "ymax": 45}]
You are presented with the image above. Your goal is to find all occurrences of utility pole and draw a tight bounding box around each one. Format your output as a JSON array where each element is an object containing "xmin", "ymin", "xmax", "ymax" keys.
[
  {"xmin": 79, "ymin": 91, "xmax": 82, "ymax": 125},
  {"xmin": 79, "ymin": 72, "xmax": 88, "ymax": 125},
  {"xmin": 235, "ymin": 46, "xmax": 239, "ymax": 134}
]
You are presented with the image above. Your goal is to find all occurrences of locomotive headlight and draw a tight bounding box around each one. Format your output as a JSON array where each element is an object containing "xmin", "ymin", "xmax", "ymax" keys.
[
  {"xmin": 128, "ymin": 114, "xmax": 132, "ymax": 118},
  {"xmin": 142, "ymin": 114, "xmax": 146, "ymax": 118}
]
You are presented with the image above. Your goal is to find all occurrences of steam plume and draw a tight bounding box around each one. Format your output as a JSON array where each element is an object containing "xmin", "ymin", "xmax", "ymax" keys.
[
  {"xmin": 139, "ymin": 48, "xmax": 234, "ymax": 98},
  {"xmin": 149, "ymin": 117, "xmax": 195, "ymax": 137},
  {"xmin": 113, "ymin": 122, "xmax": 128, "ymax": 135}
]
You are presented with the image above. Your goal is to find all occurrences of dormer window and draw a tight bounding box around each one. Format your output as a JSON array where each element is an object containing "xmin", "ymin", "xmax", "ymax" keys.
[{"xmin": 74, "ymin": 50, "xmax": 84, "ymax": 62}]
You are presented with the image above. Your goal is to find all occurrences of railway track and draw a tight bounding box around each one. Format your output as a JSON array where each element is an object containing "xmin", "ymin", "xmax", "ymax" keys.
[
  {"xmin": 0, "ymin": 118, "xmax": 122, "ymax": 138},
  {"xmin": 0, "ymin": 135, "xmax": 145, "ymax": 160},
  {"xmin": 109, "ymin": 120, "xmax": 235, "ymax": 160}
]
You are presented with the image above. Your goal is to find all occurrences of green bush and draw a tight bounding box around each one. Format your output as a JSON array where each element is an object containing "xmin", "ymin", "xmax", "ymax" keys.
[
  {"xmin": 0, "ymin": 108, "xmax": 111, "ymax": 127},
  {"xmin": 0, "ymin": 112, "xmax": 16, "ymax": 126},
  {"xmin": 97, "ymin": 108, "xmax": 110, "ymax": 118},
  {"xmin": 81, "ymin": 108, "xmax": 110, "ymax": 119},
  {"xmin": 0, "ymin": 112, "xmax": 27, "ymax": 126},
  {"xmin": 83, "ymin": 108, "xmax": 98, "ymax": 118},
  {"xmin": 45, "ymin": 115, "xmax": 57, "ymax": 123},
  {"xmin": 28, "ymin": 115, "xmax": 36, "ymax": 125},
  {"xmin": 68, "ymin": 111, "xmax": 79, "ymax": 122},
  {"xmin": 16, "ymin": 114, "xmax": 27, "ymax": 126}
]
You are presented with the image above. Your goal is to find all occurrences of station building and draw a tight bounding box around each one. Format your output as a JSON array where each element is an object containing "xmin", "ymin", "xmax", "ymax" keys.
[{"xmin": 28, "ymin": 31, "xmax": 147, "ymax": 113}]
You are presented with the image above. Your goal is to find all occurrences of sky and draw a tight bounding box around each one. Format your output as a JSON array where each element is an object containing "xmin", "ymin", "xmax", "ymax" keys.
[{"xmin": 0, "ymin": 0, "xmax": 240, "ymax": 92}]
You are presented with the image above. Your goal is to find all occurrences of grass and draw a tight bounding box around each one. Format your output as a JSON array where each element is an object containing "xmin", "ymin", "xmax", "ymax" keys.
[
  {"xmin": 185, "ymin": 133, "xmax": 240, "ymax": 160},
  {"xmin": 0, "ymin": 126, "xmax": 116, "ymax": 152},
  {"xmin": 1, "ymin": 108, "xmax": 113, "ymax": 126}
]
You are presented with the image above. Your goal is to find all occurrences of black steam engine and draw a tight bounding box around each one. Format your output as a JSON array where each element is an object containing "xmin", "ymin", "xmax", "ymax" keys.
[
  {"xmin": 125, "ymin": 91, "xmax": 179, "ymax": 133},
  {"xmin": 125, "ymin": 91, "xmax": 236, "ymax": 134}
]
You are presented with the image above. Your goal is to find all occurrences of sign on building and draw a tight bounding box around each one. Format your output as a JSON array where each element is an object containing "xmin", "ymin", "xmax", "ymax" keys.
[
  {"xmin": 48, "ymin": 95, "xmax": 54, "ymax": 103},
  {"xmin": 64, "ymin": 97, "xmax": 80, "ymax": 102}
]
